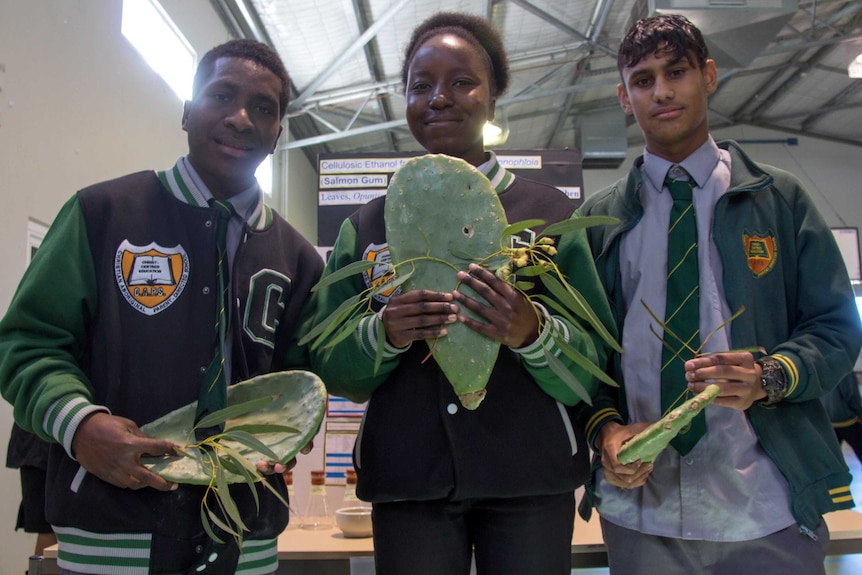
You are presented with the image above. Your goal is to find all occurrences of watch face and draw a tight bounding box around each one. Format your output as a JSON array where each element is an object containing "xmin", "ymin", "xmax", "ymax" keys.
[{"xmin": 758, "ymin": 357, "xmax": 788, "ymax": 404}]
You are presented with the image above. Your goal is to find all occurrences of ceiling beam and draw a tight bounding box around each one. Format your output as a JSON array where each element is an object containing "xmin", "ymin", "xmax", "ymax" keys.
[
  {"xmin": 288, "ymin": 0, "xmax": 411, "ymax": 111},
  {"xmin": 507, "ymin": 0, "xmax": 617, "ymax": 58}
]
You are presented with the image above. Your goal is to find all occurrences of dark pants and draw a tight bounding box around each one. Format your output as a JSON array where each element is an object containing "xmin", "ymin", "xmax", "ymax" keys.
[
  {"xmin": 371, "ymin": 492, "xmax": 575, "ymax": 575},
  {"xmin": 17, "ymin": 465, "xmax": 52, "ymax": 533},
  {"xmin": 600, "ymin": 516, "xmax": 830, "ymax": 575},
  {"xmin": 836, "ymin": 421, "xmax": 862, "ymax": 464}
]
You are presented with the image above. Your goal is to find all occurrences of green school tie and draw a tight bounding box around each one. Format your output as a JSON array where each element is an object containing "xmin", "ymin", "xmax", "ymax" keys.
[
  {"xmin": 195, "ymin": 199, "xmax": 233, "ymax": 440},
  {"xmin": 661, "ymin": 168, "xmax": 704, "ymax": 455}
]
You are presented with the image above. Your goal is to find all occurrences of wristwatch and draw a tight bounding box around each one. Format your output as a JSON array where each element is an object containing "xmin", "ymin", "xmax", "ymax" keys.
[{"xmin": 756, "ymin": 356, "xmax": 788, "ymax": 406}]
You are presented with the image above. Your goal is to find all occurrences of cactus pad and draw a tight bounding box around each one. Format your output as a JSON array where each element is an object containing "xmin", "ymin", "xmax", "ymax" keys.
[
  {"xmin": 617, "ymin": 384, "xmax": 720, "ymax": 464},
  {"xmin": 140, "ymin": 370, "xmax": 327, "ymax": 484},
  {"xmin": 385, "ymin": 154, "xmax": 509, "ymax": 409}
]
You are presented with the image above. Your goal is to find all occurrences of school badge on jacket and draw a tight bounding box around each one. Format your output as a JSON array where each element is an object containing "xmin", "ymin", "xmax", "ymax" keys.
[
  {"xmin": 114, "ymin": 240, "xmax": 190, "ymax": 315},
  {"xmin": 362, "ymin": 242, "xmax": 399, "ymax": 304},
  {"xmin": 743, "ymin": 230, "xmax": 778, "ymax": 277}
]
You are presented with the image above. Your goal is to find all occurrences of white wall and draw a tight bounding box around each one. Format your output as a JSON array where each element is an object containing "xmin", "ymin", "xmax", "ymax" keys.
[{"xmin": 0, "ymin": 2, "xmax": 318, "ymax": 573}]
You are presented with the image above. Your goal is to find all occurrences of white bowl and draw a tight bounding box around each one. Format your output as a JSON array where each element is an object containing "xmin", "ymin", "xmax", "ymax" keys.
[{"xmin": 335, "ymin": 506, "xmax": 373, "ymax": 538}]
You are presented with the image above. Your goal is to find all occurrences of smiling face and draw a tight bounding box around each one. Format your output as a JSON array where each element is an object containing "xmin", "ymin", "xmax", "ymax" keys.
[
  {"xmin": 182, "ymin": 56, "xmax": 284, "ymax": 199},
  {"xmin": 405, "ymin": 33, "xmax": 496, "ymax": 167},
  {"xmin": 618, "ymin": 47, "xmax": 717, "ymax": 163}
]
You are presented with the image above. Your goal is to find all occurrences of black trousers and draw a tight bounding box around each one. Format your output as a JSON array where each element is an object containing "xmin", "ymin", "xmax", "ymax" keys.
[
  {"xmin": 371, "ymin": 492, "xmax": 575, "ymax": 575},
  {"xmin": 836, "ymin": 421, "xmax": 862, "ymax": 464}
]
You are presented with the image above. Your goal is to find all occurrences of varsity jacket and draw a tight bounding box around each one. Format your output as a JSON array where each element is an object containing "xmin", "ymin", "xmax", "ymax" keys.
[
  {"xmin": 577, "ymin": 140, "xmax": 862, "ymax": 532},
  {"xmin": 310, "ymin": 155, "xmax": 617, "ymax": 503},
  {"xmin": 0, "ymin": 163, "xmax": 323, "ymax": 574}
]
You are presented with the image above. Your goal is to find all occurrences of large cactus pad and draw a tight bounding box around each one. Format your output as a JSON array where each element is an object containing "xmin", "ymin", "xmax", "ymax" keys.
[
  {"xmin": 617, "ymin": 384, "xmax": 720, "ymax": 464},
  {"xmin": 140, "ymin": 370, "xmax": 327, "ymax": 484},
  {"xmin": 385, "ymin": 154, "xmax": 508, "ymax": 409}
]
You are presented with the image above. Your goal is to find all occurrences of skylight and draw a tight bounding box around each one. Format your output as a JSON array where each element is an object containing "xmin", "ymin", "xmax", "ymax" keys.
[{"xmin": 121, "ymin": 0, "xmax": 195, "ymax": 101}]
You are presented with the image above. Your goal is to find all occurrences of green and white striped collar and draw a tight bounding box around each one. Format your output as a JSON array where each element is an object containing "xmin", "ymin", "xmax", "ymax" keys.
[
  {"xmin": 156, "ymin": 157, "xmax": 273, "ymax": 231},
  {"xmin": 478, "ymin": 151, "xmax": 516, "ymax": 194}
]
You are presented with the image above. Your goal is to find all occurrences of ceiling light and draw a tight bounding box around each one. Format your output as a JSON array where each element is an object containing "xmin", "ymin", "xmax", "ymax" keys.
[
  {"xmin": 846, "ymin": 41, "xmax": 862, "ymax": 78},
  {"xmin": 483, "ymin": 109, "xmax": 509, "ymax": 147}
]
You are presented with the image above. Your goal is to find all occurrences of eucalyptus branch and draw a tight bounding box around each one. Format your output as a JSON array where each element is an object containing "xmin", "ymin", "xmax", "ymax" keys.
[
  {"xmin": 307, "ymin": 215, "xmax": 623, "ymax": 402},
  {"xmin": 642, "ymin": 299, "xmax": 768, "ymax": 413}
]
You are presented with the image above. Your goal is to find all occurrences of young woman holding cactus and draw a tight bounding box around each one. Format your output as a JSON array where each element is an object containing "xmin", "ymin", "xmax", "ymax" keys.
[{"xmin": 308, "ymin": 12, "xmax": 616, "ymax": 575}]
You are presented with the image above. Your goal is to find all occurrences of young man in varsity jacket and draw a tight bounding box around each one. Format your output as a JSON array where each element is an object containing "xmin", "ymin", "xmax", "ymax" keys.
[{"xmin": 0, "ymin": 39, "xmax": 323, "ymax": 574}]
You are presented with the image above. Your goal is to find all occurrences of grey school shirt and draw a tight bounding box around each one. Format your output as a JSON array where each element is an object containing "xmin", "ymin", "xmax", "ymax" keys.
[{"xmin": 595, "ymin": 137, "xmax": 795, "ymax": 541}]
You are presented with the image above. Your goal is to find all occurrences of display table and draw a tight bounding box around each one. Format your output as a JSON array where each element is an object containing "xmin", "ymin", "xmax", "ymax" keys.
[{"xmin": 30, "ymin": 509, "xmax": 862, "ymax": 574}]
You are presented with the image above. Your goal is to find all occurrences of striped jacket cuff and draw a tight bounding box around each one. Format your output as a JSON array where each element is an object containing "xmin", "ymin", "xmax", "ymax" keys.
[
  {"xmin": 513, "ymin": 302, "xmax": 567, "ymax": 366},
  {"xmin": 43, "ymin": 396, "xmax": 110, "ymax": 459},
  {"xmin": 770, "ymin": 352, "xmax": 799, "ymax": 397},
  {"xmin": 585, "ymin": 407, "xmax": 623, "ymax": 450},
  {"xmin": 358, "ymin": 309, "xmax": 410, "ymax": 360}
]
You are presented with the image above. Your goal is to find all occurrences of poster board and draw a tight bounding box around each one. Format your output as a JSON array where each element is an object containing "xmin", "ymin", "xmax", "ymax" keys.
[{"xmin": 316, "ymin": 149, "xmax": 583, "ymax": 248}]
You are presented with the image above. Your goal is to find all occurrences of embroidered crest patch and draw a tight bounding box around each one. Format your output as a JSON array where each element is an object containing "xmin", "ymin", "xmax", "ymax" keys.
[
  {"xmin": 743, "ymin": 230, "xmax": 778, "ymax": 277},
  {"xmin": 361, "ymin": 242, "xmax": 398, "ymax": 304},
  {"xmin": 115, "ymin": 240, "xmax": 190, "ymax": 315}
]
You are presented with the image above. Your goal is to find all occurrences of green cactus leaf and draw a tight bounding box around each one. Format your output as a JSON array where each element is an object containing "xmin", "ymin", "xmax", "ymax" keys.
[
  {"xmin": 617, "ymin": 384, "xmax": 720, "ymax": 464},
  {"xmin": 385, "ymin": 154, "xmax": 508, "ymax": 409},
  {"xmin": 140, "ymin": 370, "xmax": 326, "ymax": 484}
]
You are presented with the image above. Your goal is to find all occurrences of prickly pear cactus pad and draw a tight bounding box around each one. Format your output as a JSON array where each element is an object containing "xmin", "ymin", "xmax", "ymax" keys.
[
  {"xmin": 617, "ymin": 384, "xmax": 720, "ymax": 464},
  {"xmin": 385, "ymin": 154, "xmax": 509, "ymax": 410},
  {"xmin": 140, "ymin": 370, "xmax": 326, "ymax": 484}
]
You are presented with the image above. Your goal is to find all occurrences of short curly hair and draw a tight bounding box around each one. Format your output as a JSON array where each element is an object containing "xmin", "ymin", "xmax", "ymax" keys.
[
  {"xmin": 617, "ymin": 14, "xmax": 709, "ymax": 73},
  {"xmin": 400, "ymin": 12, "xmax": 510, "ymax": 97},
  {"xmin": 193, "ymin": 39, "xmax": 291, "ymax": 119}
]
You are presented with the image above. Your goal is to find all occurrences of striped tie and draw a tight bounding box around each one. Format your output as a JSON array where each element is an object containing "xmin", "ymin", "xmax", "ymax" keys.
[
  {"xmin": 661, "ymin": 167, "xmax": 704, "ymax": 455},
  {"xmin": 195, "ymin": 199, "xmax": 233, "ymax": 440}
]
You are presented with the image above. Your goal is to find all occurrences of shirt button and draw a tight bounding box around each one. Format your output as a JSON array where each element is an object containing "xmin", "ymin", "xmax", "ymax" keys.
[
  {"xmin": 203, "ymin": 286, "xmax": 210, "ymax": 294},
  {"xmin": 447, "ymin": 403, "xmax": 458, "ymax": 415},
  {"xmin": 685, "ymin": 457, "xmax": 694, "ymax": 466},
  {"xmin": 205, "ymin": 220, "xmax": 214, "ymax": 228}
]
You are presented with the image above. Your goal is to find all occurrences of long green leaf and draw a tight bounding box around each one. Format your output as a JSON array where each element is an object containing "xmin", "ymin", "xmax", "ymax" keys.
[
  {"xmin": 215, "ymin": 465, "xmax": 248, "ymax": 534},
  {"xmin": 216, "ymin": 454, "xmax": 245, "ymax": 476},
  {"xmin": 538, "ymin": 215, "xmax": 620, "ymax": 238},
  {"xmin": 320, "ymin": 315, "xmax": 365, "ymax": 350},
  {"xmin": 543, "ymin": 348, "xmax": 593, "ymax": 406},
  {"xmin": 553, "ymin": 333, "xmax": 619, "ymax": 388},
  {"xmin": 217, "ymin": 444, "xmax": 263, "ymax": 476},
  {"xmin": 514, "ymin": 264, "xmax": 550, "ymax": 277},
  {"xmin": 224, "ymin": 423, "xmax": 300, "ymax": 435},
  {"xmin": 257, "ymin": 474, "xmax": 290, "ymax": 509},
  {"xmin": 369, "ymin": 268, "xmax": 413, "ymax": 298},
  {"xmin": 502, "ymin": 219, "xmax": 546, "ymax": 238},
  {"xmin": 194, "ymin": 396, "xmax": 276, "ymax": 431},
  {"xmin": 201, "ymin": 505, "xmax": 226, "ymax": 544},
  {"xmin": 206, "ymin": 502, "xmax": 242, "ymax": 538},
  {"xmin": 218, "ymin": 448, "xmax": 261, "ymax": 512},
  {"xmin": 221, "ymin": 430, "xmax": 280, "ymax": 462},
  {"xmin": 311, "ymin": 260, "xmax": 378, "ymax": 292},
  {"xmin": 532, "ymin": 294, "xmax": 587, "ymax": 334},
  {"xmin": 298, "ymin": 292, "xmax": 364, "ymax": 346},
  {"xmin": 540, "ymin": 273, "xmax": 622, "ymax": 353},
  {"xmin": 373, "ymin": 315, "xmax": 386, "ymax": 375}
]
